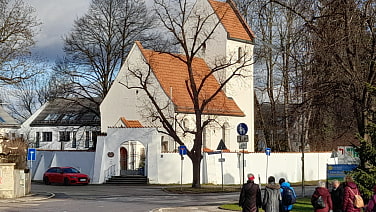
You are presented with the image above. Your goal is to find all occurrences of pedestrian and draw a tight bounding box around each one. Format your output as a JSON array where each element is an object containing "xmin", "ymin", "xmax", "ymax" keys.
[
  {"xmin": 311, "ymin": 181, "xmax": 333, "ymax": 212},
  {"xmin": 343, "ymin": 175, "xmax": 362, "ymax": 212},
  {"xmin": 366, "ymin": 185, "xmax": 376, "ymax": 212},
  {"xmin": 263, "ymin": 176, "xmax": 281, "ymax": 212},
  {"xmin": 279, "ymin": 179, "xmax": 296, "ymax": 212},
  {"xmin": 330, "ymin": 179, "xmax": 344, "ymax": 212},
  {"xmin": 239, "ymin": 173, "xmax": 262, "ymax": 212}
]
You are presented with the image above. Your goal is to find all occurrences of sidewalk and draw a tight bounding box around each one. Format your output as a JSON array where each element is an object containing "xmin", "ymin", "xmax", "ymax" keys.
[
  {"xmin": 152, "ymin": 206, "xmax": 228, "ymax": 212},
  {"xmin": 0, "ymin": 192, "xmax": 55, "ymax": 203}
]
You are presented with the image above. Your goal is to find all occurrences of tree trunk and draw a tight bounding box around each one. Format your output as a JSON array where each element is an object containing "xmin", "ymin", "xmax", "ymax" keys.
[{"xmin": 191, "ymin": 151, "xmax": 202, "ymax": 188}]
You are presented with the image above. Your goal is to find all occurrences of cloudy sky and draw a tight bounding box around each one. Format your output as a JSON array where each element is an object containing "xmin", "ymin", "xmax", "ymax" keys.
[
  {"xmin": 28, "ymin": 0, "xmax": 156, "ymax": 62},
  {"xmin": 29, "ymin": 0, "xmax": 91, "ymax": 62}
]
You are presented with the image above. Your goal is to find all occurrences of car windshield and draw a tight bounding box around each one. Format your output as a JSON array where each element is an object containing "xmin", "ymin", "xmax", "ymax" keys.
[{"xmin": 62, "ymin": 168, "xmax": 80, "ymax": 173}]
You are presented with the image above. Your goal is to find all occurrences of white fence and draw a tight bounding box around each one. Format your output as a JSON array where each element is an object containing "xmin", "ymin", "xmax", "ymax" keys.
[
  {"xmin": 153, "ymin": 151, "xmax": 333, "ymax": 185},
  {"xmin": 31, "ymin": 150, "xmax": 333, "ymax": 185}
]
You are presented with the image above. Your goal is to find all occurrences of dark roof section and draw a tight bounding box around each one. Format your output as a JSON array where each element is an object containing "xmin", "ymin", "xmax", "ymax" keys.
[
  {"xmin": 0, "ymin": 106, "xmax": 20, "ymax": 128},
  {"xmin": 30, "ymin": 98, "xmax": 100, "ymax": 127}
]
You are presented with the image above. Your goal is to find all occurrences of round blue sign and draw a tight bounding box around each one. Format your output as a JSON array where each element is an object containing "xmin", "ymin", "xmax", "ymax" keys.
[{"xmin": 237, "ymin": 123, "xmax": 248, "ymax": 135}]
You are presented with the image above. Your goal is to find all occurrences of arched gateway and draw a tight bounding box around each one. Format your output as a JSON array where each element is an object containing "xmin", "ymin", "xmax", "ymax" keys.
[{"xmin": 92, "ymin": 127, "xmax": 160, "ymax": 184}]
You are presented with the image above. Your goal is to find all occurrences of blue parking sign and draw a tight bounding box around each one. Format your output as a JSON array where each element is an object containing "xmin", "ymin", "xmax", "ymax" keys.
[
  {"xmin": 265, "ymin": 148, "xmax": 271, "ymax": 156},
  {"xmin": 27, "ymin": 148, "xmax": 36, "ymax": 161},
  {"xmin": 178, "ymin": 145, "xmax": 187, "ymax": 155}
]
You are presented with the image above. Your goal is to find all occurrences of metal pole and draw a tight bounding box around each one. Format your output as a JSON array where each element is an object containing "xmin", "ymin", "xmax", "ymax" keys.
[
  {"xmin": 266, "ymin": 154, "xmax": 269, "ymax": 183},
  {"xmin": 221, "ymin": 150, "xmax": 224, "ymax": 191},
  {"xmin": 180, "ymin": 155, "xmax": 183, "ymax": 191},
  {"xmin": 242, "ymin": 148, "xmax": 245, "ymax": 185}
]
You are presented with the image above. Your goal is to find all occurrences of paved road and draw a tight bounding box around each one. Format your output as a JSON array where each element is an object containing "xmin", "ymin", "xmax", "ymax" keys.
[{"xmin": 0, "ymin": 183, "xmax": 316, "ymax": 212}]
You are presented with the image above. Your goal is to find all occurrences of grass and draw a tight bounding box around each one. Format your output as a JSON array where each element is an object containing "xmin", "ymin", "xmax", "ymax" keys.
[{"xmin": 220, "ymin": 198, "xmax": 313, "ymax": 211}]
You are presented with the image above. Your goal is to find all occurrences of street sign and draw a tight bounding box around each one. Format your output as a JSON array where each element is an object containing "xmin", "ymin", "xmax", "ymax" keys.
[
  {"xmin": 178, "ymin": 145, "xmax": 187, "ymax": 155},
  {"xmin": 27, "ymin": 148, "xmax": 36, "ymax": 161},
  {"xmin": 239, "ymin": 142, "xmax": 247, "ymax": 149},
  {"xmin": 216, "ymin": 139, "xmax": 228, "ymax": 151},
  {"xmin": 265, "ymin": 148, "xmax": 271, "ymax": 156},
  {"xmin": 237, "ymin": 123, "xmax": 248, "ymax": 135},
  {"xmin": 237, "ymin": 135, "xmax": 249, "ymax": 143},
  {"xmin": 218, "ymin": 158, "xmax": 225, "ymax": 162}
]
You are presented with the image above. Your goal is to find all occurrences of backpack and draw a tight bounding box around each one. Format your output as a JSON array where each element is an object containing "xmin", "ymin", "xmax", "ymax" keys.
[
  {"xmin": 282, "ymin": 186, "xmax": 296, "ymax": 205},
  {"xmin": 349, "ymin": 189, "xmax": 364, "ymax": 208},
  {"xmin": 313, "ymin": 195, "xmax": 326, "ymax": 209}
]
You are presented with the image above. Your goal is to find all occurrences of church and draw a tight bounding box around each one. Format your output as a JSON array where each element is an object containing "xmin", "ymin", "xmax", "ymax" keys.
[{"xmin": 93, "ymin": 0, "xmax": 255, "ymax": 184}]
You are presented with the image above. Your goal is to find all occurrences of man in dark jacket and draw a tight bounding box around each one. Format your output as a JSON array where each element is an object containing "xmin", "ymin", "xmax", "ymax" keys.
[
  {"xmin": 330, "ymin": 179, "xmax": 344, "ymax": 212},
  {"xmin": 239, "ymin": 173, "xmax": 262, "ymax": 212}
]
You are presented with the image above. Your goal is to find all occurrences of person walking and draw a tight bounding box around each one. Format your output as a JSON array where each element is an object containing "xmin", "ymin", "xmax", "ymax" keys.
[
  {"xmin": 263, "ymin": 176, "xmax": 281, "ymax": 212},
  {"xmin": 311, "ymin": 181, "xmax": 333, "ymax": 212},
  {"xmin": 366, "ymin": 185, "xmax": 376, "ymax": 212},
  {"xmin": 343, "ymin": 176, "xmax": 362, "ymax": 212},
  {"xmin": 330, "ymin": 179, "xmax": 344, "ymax": 212},
  {"xmin": 239, "ymin": 173, "xmax": 262, "ymax": 212},
  {"xmin": 279, "ymin": 179, "xmax": 296, "ymax": 212}
]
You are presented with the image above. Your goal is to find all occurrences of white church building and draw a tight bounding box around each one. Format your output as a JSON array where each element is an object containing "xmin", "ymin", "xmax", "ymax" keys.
[{"xmin": 92, "ymin": 0, "xmax": 256, "ymax": 184}]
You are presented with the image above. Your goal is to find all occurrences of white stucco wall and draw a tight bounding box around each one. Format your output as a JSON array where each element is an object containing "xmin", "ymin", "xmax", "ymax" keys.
[
  {"xmin": 30, "ymin": 151, "xmax": 95, "ymax": 181},
  {"xmin": 156, "ymin": 151, "xmax": 332, "ymax": 185}
]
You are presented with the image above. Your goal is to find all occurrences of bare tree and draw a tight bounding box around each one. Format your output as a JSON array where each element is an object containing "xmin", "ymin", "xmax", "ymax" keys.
[
  {"xmin": 61, "ymin": 0, "xmax": 158, "ymax": 111},
  {"xmin": 0, "ymin": 0, "xmax": 41, "ymax": 84},
  {"xmin": 121, "ymin": 0, "xmax": 254, "ymax": 188}
]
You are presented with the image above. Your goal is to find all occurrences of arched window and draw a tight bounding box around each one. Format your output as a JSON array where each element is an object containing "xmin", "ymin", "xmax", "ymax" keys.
[
  {"xmin": 222, "ymin": 122, "xmax": 230, "ymax": 145},
  {"xmin": 202, "ymin": 42, "xmax": 206, "ymax": 54},
  {"xmin": 237, "ymin": 47, "xmax": 243, "ymax": 63}
]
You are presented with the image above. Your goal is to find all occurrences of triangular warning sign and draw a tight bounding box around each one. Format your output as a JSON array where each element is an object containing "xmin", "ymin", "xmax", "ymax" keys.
[{"xmin": 216, "ymin": 139, "xmax": 228, "ymax": 150}]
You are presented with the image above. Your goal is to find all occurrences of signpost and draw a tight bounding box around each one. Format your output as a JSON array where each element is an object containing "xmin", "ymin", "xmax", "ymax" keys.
[
  {"xmin": 217, "ymin": 139, "xmax": 227, "ymax": 191},
  {"xmin": 178, "ymin": 145, "xmax": 187, "ymax": 191},
  {"xmin": 27, "ymin": 148, "xmax": 36, "ymax": 176},
  {"xmin": 265, "ymin": 148, "xmax": 271, "ymax": 183},
  {"xmin": 237, "ymin": 123, "xmax": 248, "ymax": 185}
]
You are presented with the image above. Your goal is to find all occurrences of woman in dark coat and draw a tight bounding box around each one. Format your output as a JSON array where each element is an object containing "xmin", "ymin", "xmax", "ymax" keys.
[
  {"xmin": 343, "ymin": 176, "xmax": 361, "ymax": 212},
  {"xmin": 239, "ymin": 173, "xmax": 262, "ymax": 212},
  {"xmin": 263, "ymin": 176, "xmax": 281, "ymax": 212},
  {"xmin": 311, "ymin": 181, "xmax": 333, "ymax": 212}
]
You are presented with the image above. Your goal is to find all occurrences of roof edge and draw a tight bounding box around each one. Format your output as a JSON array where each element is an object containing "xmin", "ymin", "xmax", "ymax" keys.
[{"xmin": 226, "ymin": 0, "xmax": 256, "ymax": 41}]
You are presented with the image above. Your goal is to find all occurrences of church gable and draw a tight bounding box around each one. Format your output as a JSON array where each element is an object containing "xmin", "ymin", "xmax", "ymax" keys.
[{"xmin": 208, "ymin": 0, "xmax": 255, "ymax": 42}]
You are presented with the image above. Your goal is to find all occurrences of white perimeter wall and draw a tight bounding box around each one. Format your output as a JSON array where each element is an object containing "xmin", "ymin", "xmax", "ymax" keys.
[
  {"xmin": 30, "ymin": 150, "xmax": 332, "ymax": 185},
  {"xmin": 156, "ymin": 152, "xmax": 333, "ymax": 185},
  {"xmin": 29, "ymin": 151, "xmax": 95, "ymax": 181}
]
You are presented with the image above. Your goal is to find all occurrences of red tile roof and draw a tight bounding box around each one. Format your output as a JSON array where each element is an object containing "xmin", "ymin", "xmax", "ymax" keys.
[
  {"xmin": 120, "ymin": 117, "xmax": 144, "ymax": 128},
  {"xmin": 208, "ymin": 0, "xmax": 255, "ymax": 42},
  {"xmin": 135, "ymin": 42, "xmax": 244, "ymax": 117}
]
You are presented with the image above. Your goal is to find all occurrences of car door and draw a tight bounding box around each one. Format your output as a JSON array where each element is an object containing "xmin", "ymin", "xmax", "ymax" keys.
[
  {"xmin": 47, "ymin": 168, "xmax": 58, "ymax": 183},
  {"xmin": 55, "ymin": 167, "xmax": 64, "ymax": 183}
]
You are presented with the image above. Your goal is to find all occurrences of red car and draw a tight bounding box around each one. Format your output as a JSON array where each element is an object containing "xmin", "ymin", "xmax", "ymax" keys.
[{"xmin": 43, "ymin": 167, "xmax": 90, "ymax": 185}]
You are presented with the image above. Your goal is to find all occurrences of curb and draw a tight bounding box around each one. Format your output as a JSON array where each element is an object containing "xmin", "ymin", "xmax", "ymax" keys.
[{"xmin": 0, "ymin": 192, "xmax": 55, "ymax": 203}]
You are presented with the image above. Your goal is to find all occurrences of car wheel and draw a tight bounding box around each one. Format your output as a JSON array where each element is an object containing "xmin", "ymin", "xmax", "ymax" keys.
[
  {"xmin": 64, "ymin": 178, "xmax": 70, "ymax": 186},
  {"xmin": 43, "ymin": 177, "xmax": 50, "ymax": 185}
]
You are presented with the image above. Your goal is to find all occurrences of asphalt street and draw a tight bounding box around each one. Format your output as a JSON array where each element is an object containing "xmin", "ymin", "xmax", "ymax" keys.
[{"xmin": 0, "ymin": 182, "xmax": 316, "ymax": 212}]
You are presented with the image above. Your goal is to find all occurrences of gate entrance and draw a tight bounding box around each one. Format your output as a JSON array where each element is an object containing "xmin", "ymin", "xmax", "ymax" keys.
[{"xmin": 119, "ymin": 141, "xmax": 145, "ymax": 176}]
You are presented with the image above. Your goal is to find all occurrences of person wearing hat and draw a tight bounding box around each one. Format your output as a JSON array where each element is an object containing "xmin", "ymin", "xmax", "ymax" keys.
[
  {"xmin": 239, "ymin": 173, "xmax": 262, "ymax": 212},
  {"xmin": 366, "ymin": 185, "xmax": 376, "ymax": 212}
]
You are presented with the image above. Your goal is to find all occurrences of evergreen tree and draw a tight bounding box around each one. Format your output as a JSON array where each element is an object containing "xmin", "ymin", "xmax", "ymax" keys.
[{"xmin": 351, "ymin": 85, "xmax": 376, "ymax": 199}]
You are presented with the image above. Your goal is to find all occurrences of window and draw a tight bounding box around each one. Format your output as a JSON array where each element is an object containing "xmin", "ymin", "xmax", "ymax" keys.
[
  {"xmin": 36, "ymin": 132, "xmax": 40, "ymax": 148},
  {"xmin": 72, "ymin": 132, "xmax": 77, "ymax": 148},
  {"xmin": 222, "ymin": 122, "xmax": 230, "ymax": 145},
  {"xmin": 44, "ymin": 113, "xmax": 60, "ymax": 121},
  {"xmin": 85, "ymin": 131, "xmax": 90, "ymax": 148},
  {"xmin": 42, "ymin": 132, "xmax": 52, "ymax": 142},
  {"xmin": 0, "ymin": 117, "xmax": 5, "ymax": 123},
  {"xmin": 62, "ymin": 114, "xmax": 78, "ymax": 121},
  {"xmin": 59, "ymin": 131, "xmax": 70, "ymax": 142},
  {"xmin": 237, "ymin": 47, "xmax": 243, "ymax": 63}
]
